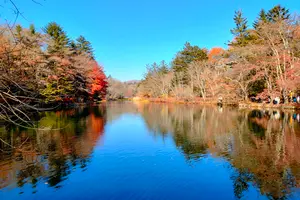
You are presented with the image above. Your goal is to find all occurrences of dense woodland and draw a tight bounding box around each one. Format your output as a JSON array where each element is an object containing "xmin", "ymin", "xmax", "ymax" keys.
[
  {"xmin": 0, "ymin": 21, "xmax": 107, "ymax": 123},
  {"xmin": 1, "ymin": 3, "xmax": 300, "ymax": 198},
  {"xmin": 1, "ymin": 4, "xmax": 300, "ymax": 125},
  {"xmin": 138, "ymin": 5, "xmax": 300, "ymax": 103}
]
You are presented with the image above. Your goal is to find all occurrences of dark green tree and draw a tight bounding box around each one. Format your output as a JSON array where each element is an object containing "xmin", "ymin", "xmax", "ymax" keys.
[
  {"xmin": 29, "ymin": 24, "xmax": 36, "ymax": 35},
  {"xmin": 230, "ymin": 10, "xmax": 249, "ymax": 46},
  {"xmin": 172, "ymin": 42, "xmax": 207, "ymax": 84},
  {"xmin": 44, "ymin": 22, "xmax": 69, "ymax": 54},
  {"xmin": 266, "ymin": 5, "xmax": 290, "ymax": 23},
  {"xmin": 15, "ymin": 24, "xmax": 23, "ymax": 40},
  {"xmin": 76, "ymin": 35, "xmax": 94, "ymax": 59},
  {"xmin": 69, "ymin": 40, "xmax": 78, "ymax": 55},
  {"xmin": 253, "ymin": 9, "xmax": 267, "ymax": 29},
  {"xmin": 159, "ymin": 60, "xmax": 169, "ymax": 74}
]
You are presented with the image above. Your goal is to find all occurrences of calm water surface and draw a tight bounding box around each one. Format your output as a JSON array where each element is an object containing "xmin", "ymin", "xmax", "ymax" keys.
[{"xmin": 1, "ymin": 102, "xmax": 300, "ymax": 200}]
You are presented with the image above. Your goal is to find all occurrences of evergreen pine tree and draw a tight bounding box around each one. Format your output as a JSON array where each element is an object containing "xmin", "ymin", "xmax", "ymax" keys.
[
  {"xmin": 159, "ymin": 60, "xmax": 169, "ymax": 74},
  {"xmin": 230, "ymin": 10, "xmax": 249, "ymax": 46},
  {"xmin": 44, "ymin": 22, "xmax": 69, "ymax": 54},
  {"xmin": 172, "ymin": 42, "xmax": 208, "ymax": 84},
  {"xmin": 76, "ymin": 35, "xmax": 94, "ymax": 59},
  {"xmin": 69, "ymin": 40, "xmax": 78, "ymax": 55},
  {"xmin": 29, "ymin": 24, "xmax": 36, "ymax": 35},
  {"xmin": 253, "ymin": 9, "xmax": 267, "ymax": 29},
  {"xmin": 267, "ymin": 5, "xmax": 290, "ymax": 22},
  {"xmin": 15, "ymin": 24, "xmax": 23, "ymax": 40}
]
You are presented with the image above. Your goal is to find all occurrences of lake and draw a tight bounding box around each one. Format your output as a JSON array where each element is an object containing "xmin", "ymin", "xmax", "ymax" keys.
[{"xmin": 1, "ymin": 102, "xmax": 300, "ymax": 200}]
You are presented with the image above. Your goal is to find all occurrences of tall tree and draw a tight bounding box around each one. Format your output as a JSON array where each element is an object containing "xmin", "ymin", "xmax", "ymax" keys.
[
  {"xmin": 76, "ymin": 35, "xmax": 94, "ymax": 59},
  {"xmin": 253, "ymin": 9, "xmax": 267, "ymax": 29},
  {"xmin": 29, "ymin": 24, "xmax": 36, "ymax": 35},
  {"xmin": 267, "ymin": 5, "xmax": 290, "ymax": 23},
  {"xmin": 69, "ymin": 40, "xmax": 78, "ymax": 54},
  {"xmin": 159, "ymin": 60, "xmax": 169, "ymax": 74},
  {"xmin": 172, "ymin": 42, "xmax": 208, "ymax": 84},
  {"xmin": 230, "ymin": 10, "xmax": 249, "ymax": 46},
  {"xmin": 44, "ymin": 22, "xmax": 69, "ymax": 55},
  {"xmin": 89, "ymin": 62, "xmax": 107, "ymax": 100},
  {"xmin": 15, "ymin": 24, "xmax": 23, "ymax": 41}
]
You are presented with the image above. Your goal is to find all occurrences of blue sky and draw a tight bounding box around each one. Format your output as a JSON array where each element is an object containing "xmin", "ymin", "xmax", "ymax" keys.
[{"xmin": 1, "ymin": 0, "xmax": 299, "ymax": 81}]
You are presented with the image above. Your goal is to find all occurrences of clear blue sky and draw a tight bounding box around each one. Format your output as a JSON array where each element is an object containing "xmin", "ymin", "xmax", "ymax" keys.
[{"xmin": 1, "ymin": 0, "xmax": 299, "ymax": 81}]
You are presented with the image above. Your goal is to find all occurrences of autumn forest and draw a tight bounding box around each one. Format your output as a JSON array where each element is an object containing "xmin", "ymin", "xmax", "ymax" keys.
[
  {"xmin": 1, "ymin": 2, "xmax": 300, "ymax": 200},
  {"xmin": 1, "ymin": 5, "xmax": 300, "ymax": 120},
  {"xmin": 138, "ymin": 5, "xmax": 300, "ymax": 104}
]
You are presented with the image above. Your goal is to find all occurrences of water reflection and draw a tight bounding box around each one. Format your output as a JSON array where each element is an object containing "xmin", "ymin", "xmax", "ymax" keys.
[
  {"xmin": 137, "ymin": 103, "xmax": 300, "ymax": 199},
  {"xmin": 0, "ymin": 105, "xmax": 106, "ymax": 193},
  {"xmin": 1, "ymin": 102, "xmax": 300, "ymax": 199}
]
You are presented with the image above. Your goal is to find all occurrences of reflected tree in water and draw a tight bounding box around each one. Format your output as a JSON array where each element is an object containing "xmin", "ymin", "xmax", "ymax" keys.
[
  {"xmin": 136, "ymin": 103, "xmax": 300, "ymax": 199},
  {"xmin": 0, "ymin": 105, "xmax": 106, "ymax": 192},
  {"xmin": 2, "ymin": 102, "xmax": 300, "ymax": 199}
]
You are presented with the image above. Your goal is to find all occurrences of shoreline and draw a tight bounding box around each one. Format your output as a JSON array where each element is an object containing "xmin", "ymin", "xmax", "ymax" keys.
[
  {"xmin": 45, "ymin": 98, "xmax": 300, "ymax": 111},
  {"xmin": 238, "ymin": 103, "xmax": 300, "ymax": 110},
  {"xmin": 130, "ymin": 97, "xmax": 300, "ymax": 110}
]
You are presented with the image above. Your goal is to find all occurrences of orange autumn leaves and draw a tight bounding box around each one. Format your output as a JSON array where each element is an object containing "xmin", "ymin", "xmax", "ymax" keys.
[
  {"xmin": 89, "ymin": 61, "xmax": 107, "ymax": 98},
  {"xmin": 208, "ymin": 47, "xmax": 225, "ymax": 62}
]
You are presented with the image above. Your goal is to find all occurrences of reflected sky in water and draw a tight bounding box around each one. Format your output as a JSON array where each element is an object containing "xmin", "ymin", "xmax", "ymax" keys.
[{"xmin": 1, "ymin": 102, "xmax": 300, "ymax": 199}]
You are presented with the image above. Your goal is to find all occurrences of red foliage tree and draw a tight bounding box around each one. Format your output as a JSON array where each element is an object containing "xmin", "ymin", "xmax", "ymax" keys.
[{"xmin": 89, "ymin": 61, "xmax": 107, "ymax": 99}]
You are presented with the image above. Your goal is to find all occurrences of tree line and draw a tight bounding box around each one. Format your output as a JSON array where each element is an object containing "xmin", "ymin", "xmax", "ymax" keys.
[
  {"xmin": 106, "ymin": 76, "xmax": 139, "ymax": 100},
  {"xmin": 0, "ymin": 21, "xmax": 107, "ymax": 123},
  {"xmin": 138, "ymin": 5, "xmax": 300, "ymax": 103}
]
